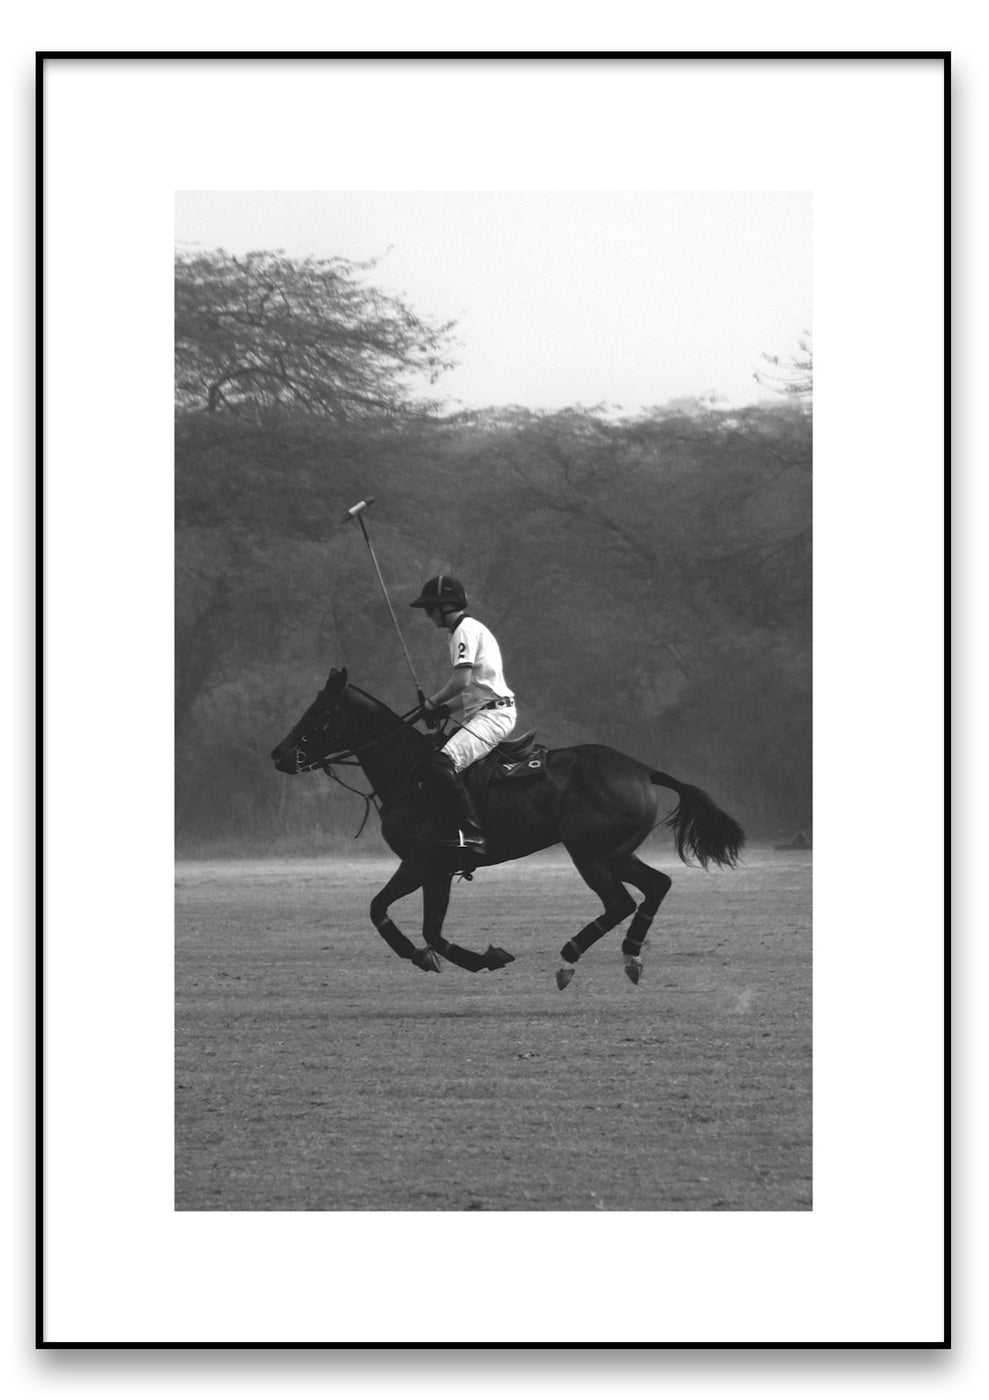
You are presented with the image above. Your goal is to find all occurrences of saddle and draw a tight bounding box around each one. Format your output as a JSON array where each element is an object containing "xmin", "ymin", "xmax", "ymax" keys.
[{"xmin": 465, "ymin": 730, "xmax": 548, "ymax": 794}]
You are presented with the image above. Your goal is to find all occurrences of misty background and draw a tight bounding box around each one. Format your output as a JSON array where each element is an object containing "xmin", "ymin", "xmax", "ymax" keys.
[{"xmin": 175, "ymin": 192, "xmax": 811, "ymax": 854}]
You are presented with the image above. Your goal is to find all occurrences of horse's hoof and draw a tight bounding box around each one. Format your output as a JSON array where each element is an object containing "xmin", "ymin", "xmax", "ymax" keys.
[
  {"xmin": 623, "ymin": 955, "xmax": 643, "ymax": 986},
  {"xmin": 484, "ymin": 945, "xmax": 515, "ymax": 971},
  {"xmin": 556, "ymin": 965, "xmax": 576, "ymax": 990},
  {"xmin": 413, "ymin": 947, "xmax": 442, "ymax": 973}
]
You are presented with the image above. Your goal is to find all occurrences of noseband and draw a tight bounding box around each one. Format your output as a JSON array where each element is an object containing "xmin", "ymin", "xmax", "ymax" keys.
[{"xmin": 290, "ymin": 688, "xmax": 422, "ymax": 774}]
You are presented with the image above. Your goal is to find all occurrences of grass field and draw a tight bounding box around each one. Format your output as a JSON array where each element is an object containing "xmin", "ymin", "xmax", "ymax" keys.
[{"xmin": 175, "ymin": 848, "xmax": 811, "ymax": 1211}]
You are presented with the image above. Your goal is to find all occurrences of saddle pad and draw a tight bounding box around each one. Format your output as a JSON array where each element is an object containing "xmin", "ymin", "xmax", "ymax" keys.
[{"xmin": 493, "ymin": 746, "xmax": 547, "ymax": 782}]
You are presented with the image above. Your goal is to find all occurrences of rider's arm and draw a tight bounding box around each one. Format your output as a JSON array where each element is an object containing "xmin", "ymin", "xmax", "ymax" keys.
[{"xmin": 426, "ymin": 665, "xmax": 472, "ymax": 711}]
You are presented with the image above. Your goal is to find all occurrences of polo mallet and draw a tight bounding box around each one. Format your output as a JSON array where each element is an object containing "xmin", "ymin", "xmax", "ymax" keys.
[{"xmin": 340, "ymin": 498, "xmax": 426, "ymax": 708}]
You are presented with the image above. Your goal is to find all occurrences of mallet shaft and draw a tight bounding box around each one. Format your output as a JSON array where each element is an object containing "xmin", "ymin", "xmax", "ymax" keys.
[{"xmin": 343, "ymin": 500, "xmax": 424, "ymax": 704}]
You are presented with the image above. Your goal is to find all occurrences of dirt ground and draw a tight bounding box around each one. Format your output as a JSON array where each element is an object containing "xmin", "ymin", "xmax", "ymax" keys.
[{"xmin": 175, "ymin": 848, "xmax": 811, "ymax": 1211}]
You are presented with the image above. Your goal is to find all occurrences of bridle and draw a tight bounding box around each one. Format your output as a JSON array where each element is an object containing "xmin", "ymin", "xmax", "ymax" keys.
[
  {"xmin": 289, "ymin": 685, "xmax": 424, "ymax": 774},
  {"xmin": 282, "ymin": 683, "xmax": 434, "ymax": 834},
  {"xmin": 281, "ymin": 683, "xmax": 434, "ymax": 823}
]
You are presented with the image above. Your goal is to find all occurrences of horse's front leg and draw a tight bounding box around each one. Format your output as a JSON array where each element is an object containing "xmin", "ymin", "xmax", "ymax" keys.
[
  {"xmin": 369, "ymin": 859, "xmax": 441, "ymax": 973},
  {"xmin": 422, "ymin": 869, "xmax": 515, "ymax": 974}
]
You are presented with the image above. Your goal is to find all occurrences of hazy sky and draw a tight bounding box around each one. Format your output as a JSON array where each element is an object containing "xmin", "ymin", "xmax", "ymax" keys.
[{"xmin": 175, "ymin": 190, "xmax": 811, "ymax": 413}]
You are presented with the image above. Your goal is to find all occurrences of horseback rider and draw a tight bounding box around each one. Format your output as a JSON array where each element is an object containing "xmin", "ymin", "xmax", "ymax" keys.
[{"xmin": 410, "ymin": 575, "xmax": 517, "ymax": 857}]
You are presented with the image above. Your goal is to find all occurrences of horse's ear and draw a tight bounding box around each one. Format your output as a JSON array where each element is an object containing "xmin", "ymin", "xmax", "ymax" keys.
[{"xmin": 325, "ymin": 667, "xmax": 348, "ymax": 693}]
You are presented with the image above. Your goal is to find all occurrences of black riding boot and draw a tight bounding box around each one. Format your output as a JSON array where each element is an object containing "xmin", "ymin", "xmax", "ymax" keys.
[{"xmin": 423, "ymin": 751, "xmax": 487, "ymax": 855}]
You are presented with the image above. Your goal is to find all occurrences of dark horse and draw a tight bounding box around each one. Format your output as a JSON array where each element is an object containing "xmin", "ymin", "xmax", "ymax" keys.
[{"xmin": 271, "ymin": 668, "xmax": 744, "ymax": 987}]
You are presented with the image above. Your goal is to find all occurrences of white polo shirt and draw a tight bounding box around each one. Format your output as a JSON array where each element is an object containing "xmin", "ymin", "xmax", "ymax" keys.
[{"xmin": 448, "ymin": 615, "xmax": 515, "ymax": 717}]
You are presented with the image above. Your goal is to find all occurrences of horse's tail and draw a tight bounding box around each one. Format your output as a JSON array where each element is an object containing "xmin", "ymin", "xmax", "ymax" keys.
[{"xmin": 649, "ymin": 771, "xmax": 745, "ymax": 870}]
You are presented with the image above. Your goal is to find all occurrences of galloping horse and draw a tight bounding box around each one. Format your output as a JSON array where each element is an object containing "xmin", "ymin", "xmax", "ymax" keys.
[{"xmin": 270, "ymin": 668, "xmax": 744, "ymax": 987}]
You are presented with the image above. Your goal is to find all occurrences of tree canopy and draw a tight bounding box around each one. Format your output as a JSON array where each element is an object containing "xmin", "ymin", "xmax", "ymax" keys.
[{"xmin": 175, "ymin": 248, "xmax": 457, "ymax": 421}]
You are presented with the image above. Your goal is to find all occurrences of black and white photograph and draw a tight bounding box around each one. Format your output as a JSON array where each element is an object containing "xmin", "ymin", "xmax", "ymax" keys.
[
  {"xmin": 174, "ymin": 189, "xmax": 811, "ymax": 1214},
  {"xmin": 38, "ymin": 50, "xmax": 948, "ymax": 1349}
]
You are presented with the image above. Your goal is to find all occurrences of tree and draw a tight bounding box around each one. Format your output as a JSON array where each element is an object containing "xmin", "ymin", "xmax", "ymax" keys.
[
  {"xmin": 754, "ymin": 335, "xmax": 813, "ymax": 398},
  {"xmin": 175, "ymin": 248, "xmax": 457, "ymax": 421}
]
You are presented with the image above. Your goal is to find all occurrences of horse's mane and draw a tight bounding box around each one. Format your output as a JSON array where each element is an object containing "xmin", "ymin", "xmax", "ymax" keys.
[{"xmin": 343, "ymin": 682, "xmax": 405, "ymax": 725}]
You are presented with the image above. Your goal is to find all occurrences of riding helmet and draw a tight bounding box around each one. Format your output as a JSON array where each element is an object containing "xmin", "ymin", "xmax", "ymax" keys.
[{"xmin": 410, "ymin": 575, "xmax": 467, "ymax": 609}]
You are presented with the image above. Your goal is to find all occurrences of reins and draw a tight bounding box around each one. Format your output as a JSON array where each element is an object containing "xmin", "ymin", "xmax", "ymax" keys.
[
  {"xmin": 296, "ymin": 691, "xmax": 431, "ymax": 835},
  {"xmin": 295, "ymin": 693, "xmax": 422, "ymax": 769},
  {"xmin": 322, "ymin": 766, "xmax": 379, "ymax": 838},
  {"xmin": 293, "ymin": 682, "xmax": 508, "ymax": 841}
]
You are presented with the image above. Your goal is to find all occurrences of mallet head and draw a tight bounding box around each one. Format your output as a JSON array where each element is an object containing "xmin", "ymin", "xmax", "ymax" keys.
[{"xmin": 341, "ymin": 498, "xmax": 375, "ymax": 524}]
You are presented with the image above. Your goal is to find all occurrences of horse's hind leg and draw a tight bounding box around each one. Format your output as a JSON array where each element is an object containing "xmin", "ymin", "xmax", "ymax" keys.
[
  {"xmin": 557, "ymin": 855, "xmax": 637, "ymax": 988},
  {"xmin": 612, "ymin": 853, "xmax": 673, "ymax": 984}
]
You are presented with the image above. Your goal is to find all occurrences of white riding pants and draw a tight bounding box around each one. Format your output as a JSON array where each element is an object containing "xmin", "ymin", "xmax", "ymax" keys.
[{"xmin": 442, "ymin": 704, "xmax": 517, "ymax": 772}]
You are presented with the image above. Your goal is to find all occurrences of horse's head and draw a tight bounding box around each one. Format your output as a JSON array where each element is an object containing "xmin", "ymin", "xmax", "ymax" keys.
[{"xmin": 270, "ymin": 667, "xmax": 357, "ymax": 774}]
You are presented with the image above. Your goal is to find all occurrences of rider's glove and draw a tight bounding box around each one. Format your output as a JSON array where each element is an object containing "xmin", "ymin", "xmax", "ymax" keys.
[{"xmin": 422, "ymin": 702, "xmax": 450, "ymax": 730}]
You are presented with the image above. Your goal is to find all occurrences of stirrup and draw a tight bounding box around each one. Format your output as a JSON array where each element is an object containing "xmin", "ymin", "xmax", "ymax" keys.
[{"xmin": 438, "ymin": 829, "xmax": 487, "ymax": 854}]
